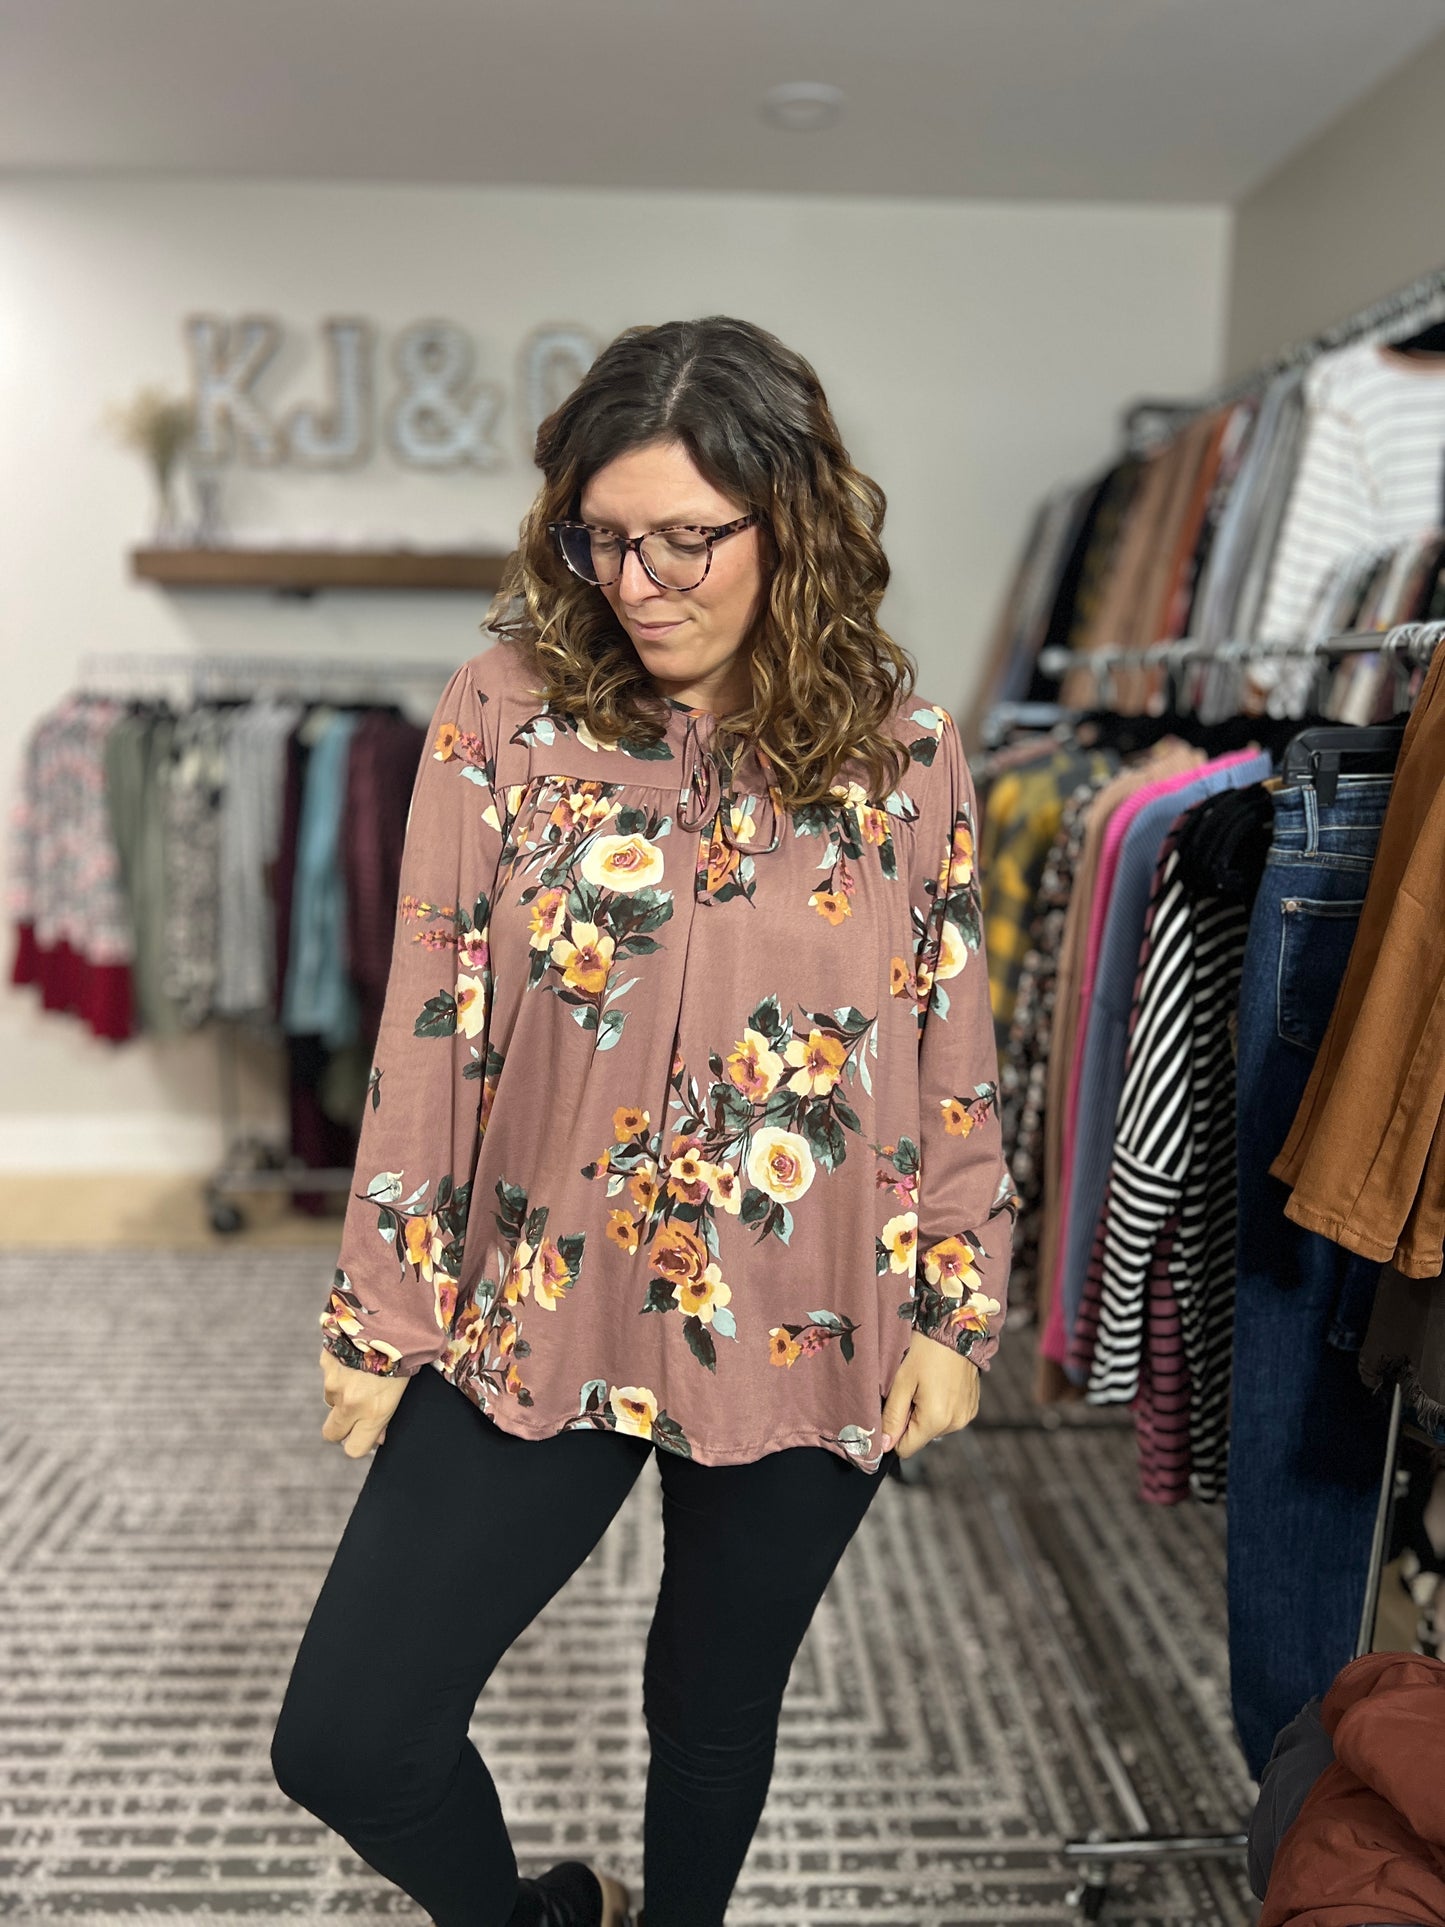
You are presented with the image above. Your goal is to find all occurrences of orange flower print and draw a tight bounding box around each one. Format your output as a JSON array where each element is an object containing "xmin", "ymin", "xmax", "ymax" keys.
[
  {"xmin": 704, "ymin": 825, "xmax": 742, "ymax": 894},
  {"xmin": 629, "ymin": 1163, "xmax": 660, "ymax": 1212},
  {"xmin": 950, "ymin": 822, "xmax": 976, "ymax": 887},
  {"xmin": 952, "ymin": 1288, "xmax": 1001, "ymax": 1336},
  {"xmin": 433, "ymin": 1274, "xmax": 459, "ymax": 1331},
  {"xmin": 940, "ymin": 1095, "xmax": 975, "ymax": 1137},
  {"xmin": 725, "ymin": 1028, "xmax": 784, "ymax": 1100},
  {"xmin": 934, "ymin": 916, "xmax": 967, "ymax": 984},
  {"xmin": 809, "ymin": 885, "xmax": 851, "ymax": 924},
  {"xmin": 403, "ymin": 1210, "xmax": 444, "ymax": 1280},
  {"xmin": 881, "ymin": 1210, "xmax": 919, "ymax": 1274},
  {"xmin": 551, "ymin": 919, "xmax": 615, "ymax": 994},
  {"xmin": 649, "ymin": 1221, "xmax": 711, "ymax": 1290},
  {"xmin": 613, "ymin": 1105, "xmax": 650, "ymax": 1140},
  {"xmin": 528, "ymin": 887, "xmax": 569, "ymax": 950},
  {"xmin": 530, "ymin": 1236, "xmax": 578, "ymax": 1311},
  {"xmin": 921, "ymin": 1233, "xmax": 982, "ymax": 1300},
  {"xmin": 769, "ymin": 1327, "xmax": 803, "ymax": 1367},
  {"xmin": 434, "ymin": 720, "xmax": 460, "ymax": 760},
  {"xmin": 666, "ymin": 1140, "xmax": 712, "ymax": 1206},
  {"xmin": 783, "ymin": 1027, "xmax": 847, "ymax": 1098},
  {"xmin": 705, "ymin": 1161, "xmax": 743, "ymax": 1215},
  {"xmin": 609, "ymin": 1384, "xmax": 659, "ymax": 1437},
  {"xmin": 745, "ymin": 1126, "xmax": 816, "ymax": 1203},
  {"xmin": 606, "ymin": 1209, "xmax": 642, "ymax": 1253},
  {"xmin": 673, "ymin": 1266, "xmax": 732, "ymax": 1324},
  {"xmin": 889, "ymin": 954, "xmax": 916, "ymax": 1000},
  {"xmin": 501, "ymin": 1236, "xmax": 534, "ymax": 1305}
]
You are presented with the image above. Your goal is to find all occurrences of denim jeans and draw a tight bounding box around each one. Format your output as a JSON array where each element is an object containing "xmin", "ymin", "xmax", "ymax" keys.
[{"xmin": 1228, "ymin": 774, "xmax": 1395, "ymax": 1778}]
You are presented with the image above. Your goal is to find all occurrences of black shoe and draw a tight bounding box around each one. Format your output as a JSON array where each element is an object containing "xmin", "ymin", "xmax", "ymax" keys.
[{"xmin": 512, "ymin": 1860, "xmax": 634, "ymax": 1927}]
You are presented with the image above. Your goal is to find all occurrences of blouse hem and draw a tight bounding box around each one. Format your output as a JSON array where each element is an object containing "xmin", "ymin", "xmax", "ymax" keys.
[{"xmin": 431, "ymin": 1363, "xmax": 886, "ymax": 1474}]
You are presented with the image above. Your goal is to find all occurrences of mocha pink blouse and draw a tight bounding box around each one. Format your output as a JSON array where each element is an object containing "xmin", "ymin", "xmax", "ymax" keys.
[{"xmin": 320, "ymin": 636, "xmax": 1014, "ymax": 1472}]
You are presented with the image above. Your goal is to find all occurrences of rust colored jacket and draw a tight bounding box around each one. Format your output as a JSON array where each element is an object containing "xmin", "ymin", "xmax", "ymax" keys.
[{"xmin": 1259, "ymin": 1651, "xmax": 1445, "ymax": 1926}]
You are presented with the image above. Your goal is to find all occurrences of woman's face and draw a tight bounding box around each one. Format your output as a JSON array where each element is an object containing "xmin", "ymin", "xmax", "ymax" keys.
[{"xmin": 577, "ymin": 437, "xmax": 769, "ymax": 715}]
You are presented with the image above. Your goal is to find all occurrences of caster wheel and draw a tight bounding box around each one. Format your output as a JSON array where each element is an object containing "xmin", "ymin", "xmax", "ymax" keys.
[{"xmin": 209, "ymin": 1200, "xmax": 245, "ymax": 1235}]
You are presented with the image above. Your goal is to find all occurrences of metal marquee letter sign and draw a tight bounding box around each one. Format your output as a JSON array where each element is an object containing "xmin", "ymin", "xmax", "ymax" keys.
[
  {"xmin": 185, "ymin": 314, "xmax": 284, "ymax": 465},
  {"xmin": 518, "ymin": 324, "xmax": 599, "ymax": 452},
  {"xmin": 387, "ymin": 320, "xmax": 504, "ymax": 469},
  {"xmin": 285, "ymin": 317, "xmax": 373, "ymax": 467}
]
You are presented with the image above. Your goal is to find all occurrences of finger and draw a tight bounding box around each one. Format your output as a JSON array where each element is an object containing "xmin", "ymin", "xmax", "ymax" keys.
[
  {"xmin": 343, "ymin": 1418, "xmax": 383, "ymax": 1459},
  {"xmin": 880, "ymin": 1373, "xmax": 916, "ymax": 1451}
]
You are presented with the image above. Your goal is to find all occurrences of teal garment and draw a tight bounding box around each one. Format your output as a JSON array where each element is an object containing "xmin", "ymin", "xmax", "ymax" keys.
[
  {"xmin": 103, "ymin": 708, "xmax": 186, "ymax": 1038},
  {"xmin": 282, "ymin": 711, "xmax": 361, "ymax": 1049}
]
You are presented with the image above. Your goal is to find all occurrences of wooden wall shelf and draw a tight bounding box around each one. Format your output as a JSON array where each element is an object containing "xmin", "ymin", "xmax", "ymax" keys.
[{"xmin": 131, "ymin": 546, "xmax": 511, "ymax": 595}]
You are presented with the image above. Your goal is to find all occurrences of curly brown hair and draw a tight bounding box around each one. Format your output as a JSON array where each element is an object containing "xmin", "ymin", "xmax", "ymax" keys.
[{"xmin": 483, "ymin": 315, "xmax": 918, "ymax": 809}]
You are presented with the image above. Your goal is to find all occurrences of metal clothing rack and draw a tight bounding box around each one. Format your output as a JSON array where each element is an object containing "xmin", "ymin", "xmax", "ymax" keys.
[
  {"xmin": 75, "ymin": 649, "xmax": 462, "ymax": 1232},
  {"xmin": 1122, "ymin": 260, "xmax": 1445, "ymax": 450},
  {"xmin": 972, "ymin": 619, "xmax": 1442, "ymax": 1918}
]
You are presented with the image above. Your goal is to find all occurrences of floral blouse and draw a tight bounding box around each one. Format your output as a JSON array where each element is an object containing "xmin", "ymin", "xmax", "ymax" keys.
[{"xmin": 319, "ymin": 637, "xmax": 1014, "ymax": 1473}]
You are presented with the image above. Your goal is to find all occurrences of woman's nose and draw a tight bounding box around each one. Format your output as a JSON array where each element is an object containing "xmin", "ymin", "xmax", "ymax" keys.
[{"xmin": 619, "ymin": 546, "xmax": 662, "ymax": 601}]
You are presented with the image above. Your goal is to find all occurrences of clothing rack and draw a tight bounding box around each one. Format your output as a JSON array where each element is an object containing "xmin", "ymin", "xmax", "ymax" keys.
[
  {"xmin": 1123, "ymin": 260, "xmax": 1445, "ymax": 449},
  {"xmin": 972, "ymin": 619, "xmax": 1440, "ymax": 1918},
  {"xmin": 75, "ymin": 650, "xmax": 461, "ymax": 1231}
]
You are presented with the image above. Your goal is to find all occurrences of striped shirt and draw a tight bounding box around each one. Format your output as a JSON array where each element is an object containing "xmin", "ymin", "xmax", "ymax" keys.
[
  {"xmin": 1260, "ymin": 342, "xmax": 1445, "ymax": 647},
  {"xmin": 1070, "ymin": 835, "xmax": 1252, "ymax": 1504}
]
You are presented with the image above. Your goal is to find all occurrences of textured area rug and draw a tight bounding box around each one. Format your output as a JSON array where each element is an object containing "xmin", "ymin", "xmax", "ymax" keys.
[{"xmin": 0, "ymin": 1251, "xmax": 1257, "ymax": 1923}]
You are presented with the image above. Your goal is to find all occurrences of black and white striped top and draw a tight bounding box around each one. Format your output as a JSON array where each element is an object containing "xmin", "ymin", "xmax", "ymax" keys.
[{"xmin": 1076, "ymin": 837, "xmax": 1250, "ymax": 1504}]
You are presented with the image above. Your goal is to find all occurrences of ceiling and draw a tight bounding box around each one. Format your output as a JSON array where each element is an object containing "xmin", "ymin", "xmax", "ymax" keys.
[{"xmin": 3, "ymin": 0, "xmax": 1445, "ymax": 205}]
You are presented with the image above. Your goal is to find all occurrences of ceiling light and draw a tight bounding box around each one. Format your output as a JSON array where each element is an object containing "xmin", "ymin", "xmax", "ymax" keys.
[{"xmin": 760, "ymin": 82, "xmax": 846, "ymax": 133}]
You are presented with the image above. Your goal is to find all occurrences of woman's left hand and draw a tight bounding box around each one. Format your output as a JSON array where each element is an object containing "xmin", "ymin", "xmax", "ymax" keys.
[{"xmin": 880, "ymin": 1333, "xmax": 981, "ymax": 1460}]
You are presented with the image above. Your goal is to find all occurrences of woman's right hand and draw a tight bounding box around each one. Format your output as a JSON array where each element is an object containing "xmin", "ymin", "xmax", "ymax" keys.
[{"xmin": 319, "ymin": 1346, "xmax": 412, "ymax": 1458}]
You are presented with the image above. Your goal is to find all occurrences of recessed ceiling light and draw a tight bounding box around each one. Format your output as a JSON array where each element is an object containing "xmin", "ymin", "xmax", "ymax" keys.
[{"xmin": 760, "ymin": 81, "xmax": 846, "ymax": 132}]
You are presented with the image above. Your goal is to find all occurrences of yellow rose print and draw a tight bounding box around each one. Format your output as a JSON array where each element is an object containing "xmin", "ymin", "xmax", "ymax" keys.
[
  {"xmin": 580, "ymin": 832, "xmax": 665, "ymax": 892},
  {"xmin": 746, "ymin": 1126, "xmax": 816, "ymax": 1202}
]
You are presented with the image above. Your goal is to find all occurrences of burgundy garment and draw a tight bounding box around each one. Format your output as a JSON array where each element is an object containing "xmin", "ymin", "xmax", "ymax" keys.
[
  {"xmin": 10, "ymin": 922, "xmax": 134, "ymax": 1042},
  {"xmin": 1259, "ymin": 1651, "xmax": 1445, "ymax": 1927},
  {"xmin": 342, "ymin": 709, "xmax": 427, "ymax": 1041}
]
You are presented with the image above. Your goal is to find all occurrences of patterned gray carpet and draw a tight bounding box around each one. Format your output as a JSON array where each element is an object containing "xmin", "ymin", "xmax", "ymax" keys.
[{"xmin": 0, "ymin": 1250, "xmax": 1257, "ymax": 1924}]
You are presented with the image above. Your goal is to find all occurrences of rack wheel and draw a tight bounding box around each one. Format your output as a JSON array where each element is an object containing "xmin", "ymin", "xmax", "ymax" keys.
[
  {"xmin": 1068, "ymin": 1869, "xmax": 1110, "ymax": 1921},
  {"xmin": 209, "ymin": 1199, "xmax": 245, "ymax": 1235}
]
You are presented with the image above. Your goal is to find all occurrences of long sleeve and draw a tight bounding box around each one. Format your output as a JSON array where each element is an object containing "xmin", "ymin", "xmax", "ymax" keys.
[
  {"xmin": 905, "ymin": 705, "xmax": 1016, "ymax": 1368},
  {"xmin": 319, "ymin": 654, "xmax": 508, "ymax": 1378}
]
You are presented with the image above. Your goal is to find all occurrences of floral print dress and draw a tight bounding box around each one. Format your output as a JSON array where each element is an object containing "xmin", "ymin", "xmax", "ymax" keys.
[{"xmin": 320, "ymin": 637, "xmax": 1015, "ymax": 1473}]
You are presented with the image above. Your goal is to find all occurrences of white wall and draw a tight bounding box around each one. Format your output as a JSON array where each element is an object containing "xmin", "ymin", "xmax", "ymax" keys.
[
  {"xmin": 0, "ymin": 173, "xmax": 1230, "ymax": 1172},
  {"xmin": 1226, "ymin": 26, "xmax": 1445, "ymax": 375}
]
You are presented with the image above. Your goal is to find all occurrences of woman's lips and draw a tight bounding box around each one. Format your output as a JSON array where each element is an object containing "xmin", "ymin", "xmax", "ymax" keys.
[{"xmin": 632, "ymin": 618, "xmax": 684, "ymax": 636}]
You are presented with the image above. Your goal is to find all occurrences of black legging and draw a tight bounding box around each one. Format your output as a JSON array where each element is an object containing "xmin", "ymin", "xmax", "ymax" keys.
[{"xmin": 271, "ymin": 1363, "xmax": 894, "ymax": 1926}]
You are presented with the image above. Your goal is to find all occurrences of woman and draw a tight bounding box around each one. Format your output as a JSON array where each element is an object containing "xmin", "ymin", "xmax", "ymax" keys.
[{"xmin": 270, "ymin": 315, "xmax": 1013, "ymax": 1927}]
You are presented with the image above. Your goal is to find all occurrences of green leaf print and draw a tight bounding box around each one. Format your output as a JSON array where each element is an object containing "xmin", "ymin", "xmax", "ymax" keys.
[
  {"xmin": 682, "ymin": 1316, "xmax": 717, "ymax": 1372},
  {"xmin": 414, "ymin": 990, "xmax": 459, "ymax": 1038},
  {"xmin": 651, "ymin": 1412, "xmax": 693, "ymax": 1456}
]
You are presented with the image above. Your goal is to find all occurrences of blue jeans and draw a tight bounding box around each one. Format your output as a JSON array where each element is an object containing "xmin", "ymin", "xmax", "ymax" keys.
[{"xmin": 1228, "ymin": 775, "xmax": 1395, "ymax": 1778}]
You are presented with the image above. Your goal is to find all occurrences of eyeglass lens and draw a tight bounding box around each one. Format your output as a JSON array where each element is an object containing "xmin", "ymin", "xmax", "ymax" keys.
[{"xmin": 559, "ymin": 525, "xmax": 712, "ymax": 590}]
